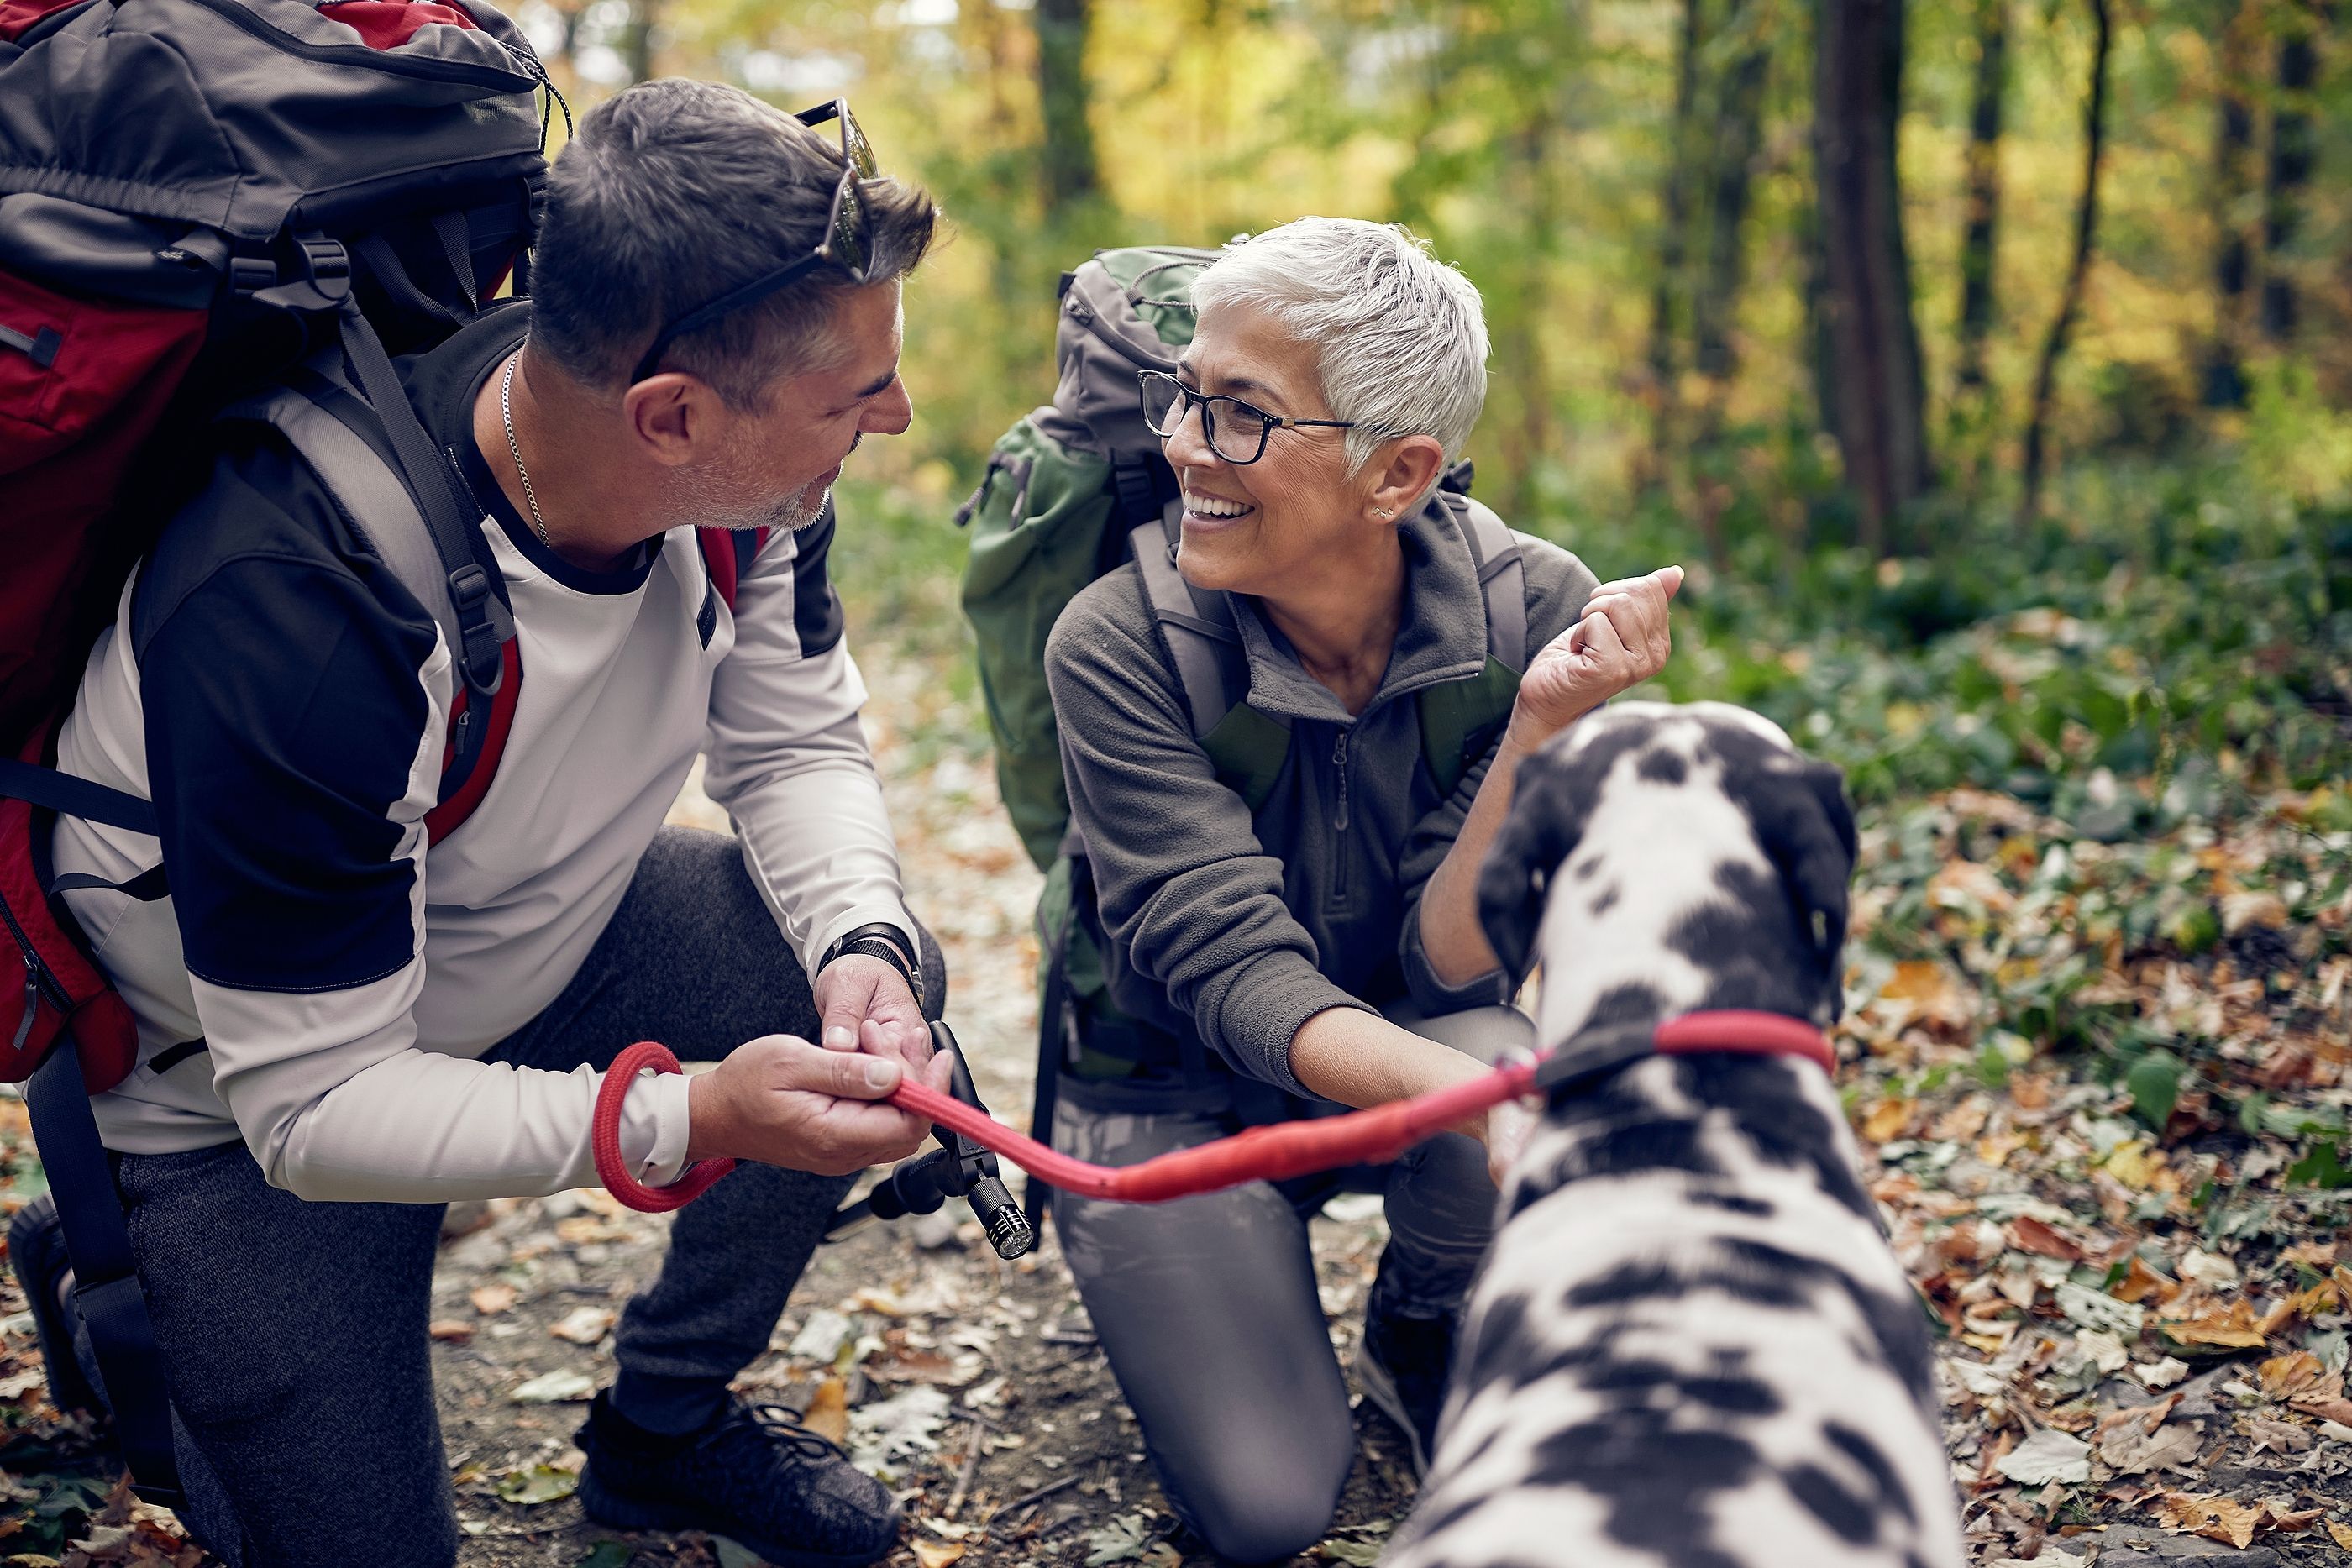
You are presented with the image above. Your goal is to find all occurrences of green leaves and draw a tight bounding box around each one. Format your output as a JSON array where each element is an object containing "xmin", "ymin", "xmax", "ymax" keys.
[
  {"xmin": 2286, "ymin": 1143, "xmax": 2352, "ymax": 1190},
  {"xmin": 2124, "ymin": 1048, "xmax": 2187, "ymax": 1132}
]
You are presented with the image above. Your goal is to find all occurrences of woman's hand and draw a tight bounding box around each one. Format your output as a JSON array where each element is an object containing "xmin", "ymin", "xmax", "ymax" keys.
[
  {"xmin": 1511, "ymin": 565, "xmax": 1683, "ymax": 743},
  {"xmin": 1483, "ymin": 1097, "xmax": 1537, "ymax": 1188}
]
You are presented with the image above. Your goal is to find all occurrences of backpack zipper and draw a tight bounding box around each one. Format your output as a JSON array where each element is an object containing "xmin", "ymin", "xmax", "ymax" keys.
[
  {"xmin": 1329, "ymin": 728, "xmax": 1351, "ymax": 906},
  {"xmin": 185, "ymin": 0, "xmax": 542, "ymax": 89}
]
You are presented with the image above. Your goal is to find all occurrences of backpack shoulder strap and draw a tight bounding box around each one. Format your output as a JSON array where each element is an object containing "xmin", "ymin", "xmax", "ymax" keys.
[
  {"xmin": 1418, "ymin": 492, "xmax": 1530, "ymax": 799},
  {"xmin": 1126, "ymin": 508, "xmax": 1290, "ymax": 814},
  {"xmin": 221, "ymin": 360, "xmax": 522, "ymax": 844},
  {"xmin": 1442, "ymin": 490, "xmax": 1528, "ymax": 672}
]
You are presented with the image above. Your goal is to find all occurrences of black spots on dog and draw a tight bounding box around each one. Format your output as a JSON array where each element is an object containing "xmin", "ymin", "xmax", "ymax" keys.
[
  {"xmin": 1572, "ymin": 855, "xmax": 1602, "ymax": 882},
  {"xmin": 1589, "ymin": 883, "xmax": 1620, "ymax": 917},
  {"xmin": 1637, "ymin": 746, "xmax": 1688, "ymax": 785},
  {"xmin": 1588, "ymin": 980, "xmax": 1666, "ymax": 1034},
  {"xmin": 1786, "ymin": 1460, "xmax": 1877, "ymax": 1545},
  {"xmin": 1476, "ymin": 721, "xmax": 1656, "ymax": 973},
  {"xmin": 1825, "ymin": 1421, "xmax": 1916, "ymax": 1525},
  {"xmin": 1524, "ymin": 1416, "xmax": 1756, "ymax": 1568},
  {"xmin": 1667, "ymin": 1057, "xmax": 1877, "ymax": 1225},
  {"xmin": 1688, "ymin": 1190, "xmax": 1774, "ymax": 1219}
]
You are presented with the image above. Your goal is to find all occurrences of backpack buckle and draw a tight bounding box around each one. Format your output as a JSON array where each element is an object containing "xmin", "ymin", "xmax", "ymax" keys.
[{"xmin": 245, "ymin": 235, "xmax": 351, "ymax": 311}]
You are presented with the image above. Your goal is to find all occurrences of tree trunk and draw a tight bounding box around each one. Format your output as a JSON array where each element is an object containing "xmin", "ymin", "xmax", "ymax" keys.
[
  {"xmin": 1639, "ymin": 0, "xmax": 1704, "ymax": 492},
  {"xmin": 2017, "ymin": 0, "xmax": 2113, "ymax": 524},
  {"xmin": 2202, "ymin": 0, "xmax": 2257, "ymax": 406},
  {"xmin": 1033, "ymin": 0, "xmax": 1102, "ymax": 218},
  {"xmin": 622, "ymin": 0, "xmax": 655, "ymax": 84},
  {"xmin": 1693, "ymin": 0, "xmax": 1770, "ymax": 386},
  {"xmin": 1950, "ymin": 0, "xmax": 2007, "ymax": 407},
  {"xmin": 2260, "ymin": 11, "xmax": 2318, "ymax": 343},
  {"xmin": 1811, "ymin": 0, "xmax": 1930, "ymax": 553}
]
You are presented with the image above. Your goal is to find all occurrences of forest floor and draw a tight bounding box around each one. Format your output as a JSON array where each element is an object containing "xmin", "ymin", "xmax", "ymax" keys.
[{"xmin": 3, "ymin": 635, "xmax": 2349, "ymax": 1568}]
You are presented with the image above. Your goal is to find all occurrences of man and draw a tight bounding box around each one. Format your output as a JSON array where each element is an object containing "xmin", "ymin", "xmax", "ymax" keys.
[{"xmin": 13, "ymin": 80, "xmax": 946, "ymax": 1568}]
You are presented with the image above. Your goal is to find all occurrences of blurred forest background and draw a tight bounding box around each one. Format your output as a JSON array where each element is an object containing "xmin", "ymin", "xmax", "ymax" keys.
[{"xmin": 512, "ymin": 0, "xmax": 2352, "ymax": 809}]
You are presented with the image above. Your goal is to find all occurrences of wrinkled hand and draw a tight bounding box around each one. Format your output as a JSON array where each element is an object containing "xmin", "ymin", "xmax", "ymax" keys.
[
  {"xmin": 1483, "ymin": 1097, "xmax": 1538, "ymax": 1188},
  {"xmin": 813, "ymin": 952, "xmax": 931, "ymax": 1078},
  {"xmin": 1512, "ymin": 565, "xmax": 1683, "ymax": 742},
  {"xmin": 685, "ymin": 1031, "xmax": 954, "ymax": 1173}
]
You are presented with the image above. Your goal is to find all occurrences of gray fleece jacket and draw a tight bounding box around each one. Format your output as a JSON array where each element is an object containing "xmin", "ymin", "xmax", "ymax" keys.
[{"xmin": 1042, "ymin": 504, "xmax": 1599, "ymax": 1095}]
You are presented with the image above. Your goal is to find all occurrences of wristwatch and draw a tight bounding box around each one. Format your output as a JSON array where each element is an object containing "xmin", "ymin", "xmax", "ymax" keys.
[{"xmin": 817, "ymin": 921, "xmax": 921, "ymax": 999}]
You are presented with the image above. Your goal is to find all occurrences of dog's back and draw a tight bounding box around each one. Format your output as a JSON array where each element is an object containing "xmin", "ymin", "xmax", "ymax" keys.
[{"xmin": 1389, "ymin": 704, "xmax": 1962, "ymax": 1568}]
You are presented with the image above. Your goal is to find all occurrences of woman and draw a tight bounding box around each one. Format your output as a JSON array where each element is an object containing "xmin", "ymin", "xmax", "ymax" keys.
[{"xmin": 1042, "ymin": 217, "xmax": 1681, "ymax": 1560}]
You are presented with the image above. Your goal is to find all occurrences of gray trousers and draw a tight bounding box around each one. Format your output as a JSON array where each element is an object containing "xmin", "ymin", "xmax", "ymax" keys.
[
  {"xmin": 1050, "ymin": 1004, "xmax": 1530, "ymax": 1563},
  {"xmin": 98, "ymin": 827, "xmax": 944, "ymax": 1568}
]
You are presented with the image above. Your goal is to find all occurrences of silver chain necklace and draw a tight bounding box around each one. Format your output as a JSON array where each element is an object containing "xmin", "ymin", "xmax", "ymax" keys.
[{"xmin": 499, "ymin": 349, "xmax": 552, "ymax": 548}]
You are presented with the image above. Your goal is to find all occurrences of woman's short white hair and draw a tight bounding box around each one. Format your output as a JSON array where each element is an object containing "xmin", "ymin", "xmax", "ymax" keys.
[{"xmin": 1188, "ymin": 217, "xmax": 1488, "ymax": 482}]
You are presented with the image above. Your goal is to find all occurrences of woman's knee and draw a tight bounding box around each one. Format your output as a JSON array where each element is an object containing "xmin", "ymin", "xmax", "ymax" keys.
[
  {"xmin": 1381, "ymin": 1000, "xmax": 1533, "ymax": 1067},
  {"xmin": 1170, "ymin": 1451, "xmax": 1346, "ymax": 1563}
]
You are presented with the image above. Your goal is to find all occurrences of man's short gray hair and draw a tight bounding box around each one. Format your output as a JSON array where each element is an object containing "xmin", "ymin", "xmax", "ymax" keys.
[
  {"xmin": 532, "ymin": 80, "xmax": 937, "ymax": 408},
  {"xmin": 1188, "ymin": 217, "xmax": 1488, "ymax": 478}
]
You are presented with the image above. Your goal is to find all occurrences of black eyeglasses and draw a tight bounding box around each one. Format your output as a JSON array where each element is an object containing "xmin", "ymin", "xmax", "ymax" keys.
[
  {"xmin": 1137, "ymin": 370, "xmax": 1357, "ymax": 465},
  {"xmin": 629, "ymin": 99, "xmax": 879, "ymax": 385}
]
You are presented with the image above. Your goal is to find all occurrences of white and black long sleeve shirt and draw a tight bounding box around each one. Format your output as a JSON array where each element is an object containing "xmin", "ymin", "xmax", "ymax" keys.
[{"xmin": 49, "ymin": 304, "xmax": 911, "ymax": 1203}]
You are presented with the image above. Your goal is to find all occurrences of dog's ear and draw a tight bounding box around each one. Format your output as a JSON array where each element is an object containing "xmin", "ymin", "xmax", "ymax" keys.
[
  {"xmin": 1477, "ymin": 745, "xmax": 1587, "ymax": 978},
  {"xmin": 1722, "ymin": 752, "xmax": 1857, "ymax": 981}
]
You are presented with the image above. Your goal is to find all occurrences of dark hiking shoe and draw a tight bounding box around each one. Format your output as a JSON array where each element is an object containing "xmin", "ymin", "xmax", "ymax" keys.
[
  {"xmin": 6, "ymin": 1193, "xmax": 102, "ymax": 1419},
  {"xmin": 576, "ymin": 1391, "xmax": 900, "ymax": 1568},
  {"xmin": 1355, "ymin": 1306, "xmax": 1455, "ymax": 1481}
]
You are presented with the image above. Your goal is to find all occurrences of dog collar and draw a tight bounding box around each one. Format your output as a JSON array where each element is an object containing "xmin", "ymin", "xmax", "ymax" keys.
[{"xmin": 1530, "ymin": 1008, "xmax": 1836, "ymax": 1096}]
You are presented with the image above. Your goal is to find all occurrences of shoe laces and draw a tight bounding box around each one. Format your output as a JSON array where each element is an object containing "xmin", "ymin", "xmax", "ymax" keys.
[{"xmin": 712, "ymin": 1400, "xmax": 848, "ymax": 1465}]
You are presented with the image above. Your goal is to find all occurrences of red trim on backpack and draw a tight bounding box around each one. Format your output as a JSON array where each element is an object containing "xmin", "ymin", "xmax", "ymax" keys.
[
  {"xmin": 1, "ymin": 729, "xmax": 141, "ymax": 1092},
  {"xmin": 696, "ymin": 527, "xmax": 768, "ymax": 611},
  {"xmin": 316, "ymin": 0, "xmax": 478, "ymax": 49},
  {"xmin": 2, "ymin": 272, "xmax": 208, "ymax": 750},
  {"xmin": 0, "ymin": 0, "xmax": 81, "ymax": 41},
  {"xmin": 423, "ymin": 637, "xmax": 522, "ymax": 845}
]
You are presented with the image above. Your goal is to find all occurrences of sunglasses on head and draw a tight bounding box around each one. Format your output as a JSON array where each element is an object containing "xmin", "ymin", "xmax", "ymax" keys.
[{"xmin": 629, "ymin": 99, "xmax": 879, "ymax": 385}]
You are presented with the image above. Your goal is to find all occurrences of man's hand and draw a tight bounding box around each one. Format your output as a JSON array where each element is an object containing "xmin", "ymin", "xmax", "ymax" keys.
[
  {"xmin": 685, "ymin": 1031, "xmax": 956, "ymax": 1172},
  {"xmin": 813, "ymin": 952, "xmax": 930, "ymax": 1077},
  {"xmin": 1511, "ymin": 565, "xmax": 1683, "ymax": 742}
]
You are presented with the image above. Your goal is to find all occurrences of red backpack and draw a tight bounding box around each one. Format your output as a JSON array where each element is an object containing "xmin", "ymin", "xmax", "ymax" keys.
[{"xmin": 0, "ymin": 0, "xmax": 758, "ymax": 1510}]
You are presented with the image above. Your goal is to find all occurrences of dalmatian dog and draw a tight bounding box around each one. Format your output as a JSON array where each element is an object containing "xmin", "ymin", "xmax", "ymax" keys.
[{"xmin": 1388, "ymin": 702, "xmax": 1963, "ymax": 1568}]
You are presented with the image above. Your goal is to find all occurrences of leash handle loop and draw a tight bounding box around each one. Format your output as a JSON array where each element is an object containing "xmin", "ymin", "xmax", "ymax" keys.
[{"xmin": 593, "ymin": 1041, "xmax": 736, "ymax": 1212}]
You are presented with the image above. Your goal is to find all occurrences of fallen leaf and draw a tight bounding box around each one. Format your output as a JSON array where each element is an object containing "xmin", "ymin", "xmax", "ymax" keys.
[
  {"xmin": 427, "ymin": 1320, "xmax": 475, "ymax": 1342},
  {"xmin": 2055, "ymin": 1280, "xmax": 2145, "ymax": 1338},
  {"xmin": 848, "ymin": 1385, "xmax": 949, "ymax": 1472},
  {"xmin": 801, "ymin": 1376, "xmax": 850, "ymax": 1445},
  {"xmin": 1084, "ymin": 1511, "xmax": 1152, "ymax": 1567},
  {"xmin": 2259, "ymin": 1350, "xmax": 2324, "ymax": 1399},
  {"xmin": 787, "ymin": 1309, "xmax": 852, "ymax": 1363},
  {"xmin": 1995, "ymin": 1429, "xmax": 2090, "ymax": 1485},
  {"xmin": 2245, "ymin": 1418, "xmax": 2313, "ymax": 1456},
  {"xmin": 1861, "ymin": 1098, "xmax": 1916, "ymax": 1143},
  {"xmin": 470, "ymin": 1283, "xmax": 517, "ymax": 1317},
  {"xmin": 2098, "ymin": 1421, "xmax": 2202, "ymax": 1475},
  {"xmin": 2328, "ymin": 1521, "xmax": 2352, "ymax": 1549},
  {"xmin": 495, "ymin": 1464, "xmax": 580, "ymax": 1506},
  {"xmin": 574, "ymin": 1546, "xmax": 633, "ymax": 1568},
  {"xmin": 2291, "ymin": 1395, "xmax": 2352, "ymax": 1425},
  {"xmin": 508, "ymin": 1369, "xmax": 596, "ymax": 1404},
  {"xmin": 2155, "ymin": 1492, "xmax": 2259, "ymax": 1549},
  {"xmin": 911, "ymin": 1542, "xmax": 966, "ymax": 1568},
  {"xmin": 2134, "ymin": 1356, "xmax": 2191, "ymax": 1388},
  {"xmin": 2160, "ymin": 1299, "xmax": 2268, "ymax": 1350},
  {"xmin": 2103, "ymin": 1140, "xmax": 2168, "ymax": 1192},
  {"xmin": 1315, "ymin": 1539, "xmax": 1383, "ymax": 1566},
  {"xmin": 2009, "ymin": 1216, "xmax": 2082, "ymax": 1261},
  {"xmin": 2178, "ymin": 1248, "xmax": 2239, "ymax": 1287},
  {"xmin": 2113, "ymin": 1256, "xmax": 2178, "ymax": 1305},
  {"xmin": 550, "ymin": 1307, "xmax": 616, "ymax": 1346}
]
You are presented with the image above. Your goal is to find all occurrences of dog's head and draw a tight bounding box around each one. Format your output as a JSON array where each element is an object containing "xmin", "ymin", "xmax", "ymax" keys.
[{"xmin": 1477, "ymin": 701, "xmax": 1857, "ymax": 1037}]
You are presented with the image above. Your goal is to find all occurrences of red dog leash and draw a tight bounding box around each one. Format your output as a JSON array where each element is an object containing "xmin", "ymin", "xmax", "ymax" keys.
[{"xmin": 591, "ymin": 1010, "xmax": 1835, "ymax": 1214}]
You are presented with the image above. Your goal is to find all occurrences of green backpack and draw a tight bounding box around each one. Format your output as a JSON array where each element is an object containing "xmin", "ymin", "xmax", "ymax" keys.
[{"xmin": 955, "ymin": 247, "xmax": 1527, "ymax": 1204}]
